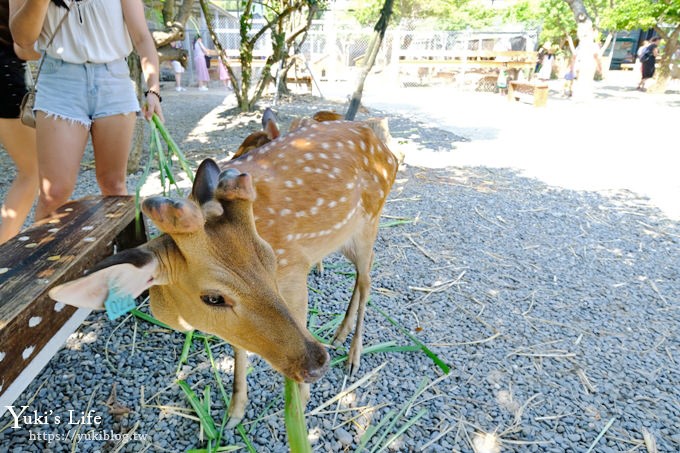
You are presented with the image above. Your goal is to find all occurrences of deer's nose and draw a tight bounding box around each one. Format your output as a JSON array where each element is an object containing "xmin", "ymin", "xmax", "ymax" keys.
[{"xmin": 302, "ymin": 345, "xmax": 330, "ymax": 384}]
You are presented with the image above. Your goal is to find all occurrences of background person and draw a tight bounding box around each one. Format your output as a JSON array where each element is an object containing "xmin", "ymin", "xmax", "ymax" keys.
[
  {"xmin": 638, "ymin": 36, "xmax": 660, "ymax": 91},
  {"xmin": 193, "ymin": 35, "xmax": 210, "ymax": 91},
  {"xmin": 171, "ymin": 39, "xmax": 185, "ymax": 91},
  {"xmin": 172, "ymin": 59, "xmax": 185, "ymax": 91},
  {"xmin": 10, "ymin": 0, "xmax": 163, "ymax": 220},
  {"xmin": 217, "ymin": 51, "xmax": 231, "ymax": 89},
  {"xmin": 0, "ymin": 1, "xmax": 39, "ymax": 244}
]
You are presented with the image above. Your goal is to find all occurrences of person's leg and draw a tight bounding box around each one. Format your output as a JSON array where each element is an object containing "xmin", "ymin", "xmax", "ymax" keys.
[
  {"xmin": 0, "ymin": 119, "xmax": 38, "ymax": 244},
  {"xmin": 34, "ymin": 113, "xmax": 90, "ymax": 220},
  {"xmin": 90, "ymin": 113, "xmax": 136, "ymax": 195}
]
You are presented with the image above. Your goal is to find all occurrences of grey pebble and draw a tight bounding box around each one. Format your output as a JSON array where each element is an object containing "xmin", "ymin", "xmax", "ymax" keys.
[{"xmin": 335, "ymin": 428, "xmax": 353, "ymax": 446}]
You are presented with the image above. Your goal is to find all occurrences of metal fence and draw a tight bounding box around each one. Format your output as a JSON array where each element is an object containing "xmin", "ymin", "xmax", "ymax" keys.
[{"xmin": 161, "ymin": 9, "xmax": 538, "ymax": 90}]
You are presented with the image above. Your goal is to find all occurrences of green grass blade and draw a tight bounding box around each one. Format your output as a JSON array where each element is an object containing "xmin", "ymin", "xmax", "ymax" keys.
[
  {"xmin": 177, "ymin": 380, "xmax": 219, "ymax": 440},
  {"xmin": 153, "ymin": 127, "xmax": 169, "ymax": 194},
  {"xmin": 130, "ymin": 308, "xmax": 173, "ymax": 331},
  {"xmin": 152, "ymin": 113, "xmax": 195, "ymax": 183},
  {"xmin": 134, "ymin": 119, "xmax": 159, "ymax": 223},
  {"xmin": 203, "ymin": 338, "xmax": 231, "ymax": 410},
  {"xmin": 244, "ymin": 394, "xmax": 282, "ymax": 434},
  {"xmin": 310, "ymin": 314, "xmax": 343, "ymax": 342},
  {"xmin": 203, "ymin": 339, "xmax": 256, "ymax": 452},
  {"xmin": 369, "ymin": 378, "xmax": 429, "ymax": 453},
  {"xmin": 236, "ymin": 424, "xmax": 257, "ymax": 453},
  {"xmin": 284, "ymin": 377, "xmax": 312, "ymax": 453},
  {"xmin": 186, "ymin": 447, "xmax": 242, "ymax": 453},
  {"xmin": 379, "ymin": 218, "xmax": 416, "ymax": 228},
  {"xmin": 369, "ymin": 302, "xmax": 450, "ymax": 374},
  {"xmin": 356, "ymin": 410, "xmax": 397, "ymax": 453},
  {"xmin": 176, "ymin": 330, "xmax": 195, "ymax": 374},
  {"xmin": 331, "ymin": 342, "xmax": 421, "ymax": 367},
  {"xmin": 203, "ymin": 385, "xmax": 212, "ymax": 418},
  {"xmin": 375, "ymin": 408, "xmax": 427, "ymax": 453}
]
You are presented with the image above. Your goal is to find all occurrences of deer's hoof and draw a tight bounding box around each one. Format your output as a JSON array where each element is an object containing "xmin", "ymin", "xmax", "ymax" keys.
[{"xmin": 226, "ymin": 414, "xmax": 244, "ymax": 430}]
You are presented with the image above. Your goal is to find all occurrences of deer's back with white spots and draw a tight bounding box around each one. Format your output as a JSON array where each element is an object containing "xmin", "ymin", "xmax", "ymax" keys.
[{"xmin": 230, "ymin": 120, "xmax": 397, "ymax": 275}]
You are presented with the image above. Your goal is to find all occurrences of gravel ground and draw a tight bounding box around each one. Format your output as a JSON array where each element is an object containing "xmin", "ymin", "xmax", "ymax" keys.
[{"xmin": 1, "ymin": 83, "xmax": 679, "ymax": 452}]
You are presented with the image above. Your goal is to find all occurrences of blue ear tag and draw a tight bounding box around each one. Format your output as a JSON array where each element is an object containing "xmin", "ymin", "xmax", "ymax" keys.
[{"xmin": 104, "ymin": 285, "xmax": 136, "ymax": 320}]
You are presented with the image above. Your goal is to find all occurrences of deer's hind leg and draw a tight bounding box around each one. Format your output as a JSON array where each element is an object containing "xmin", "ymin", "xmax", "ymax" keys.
[{"xmin": 332, "ymin": 218, "xmax": 380, "ymax": 375}]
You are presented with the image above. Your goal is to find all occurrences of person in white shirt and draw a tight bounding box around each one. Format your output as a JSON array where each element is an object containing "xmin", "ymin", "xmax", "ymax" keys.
[{"xmin": 10, "ymin": 0, "xmax": 163, "ymax": 220}]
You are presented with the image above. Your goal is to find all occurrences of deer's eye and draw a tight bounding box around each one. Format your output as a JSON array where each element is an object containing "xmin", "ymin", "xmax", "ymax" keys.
[{"xmin": 201, "ymin": 294, "xmax": 230, "ymax": 307}]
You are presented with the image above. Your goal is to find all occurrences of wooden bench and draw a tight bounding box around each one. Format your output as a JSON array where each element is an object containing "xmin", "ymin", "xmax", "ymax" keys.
[
  {"xmin": 286, "ymin": 75, "xmax": 313, "ymax": 92},
  {"xmin": 508, "ymin": 80, "xmax": 549, "ymax": 107},
  {"xmin": 0, "ymin": 196, "xmax": 146, "ymax": 413}
]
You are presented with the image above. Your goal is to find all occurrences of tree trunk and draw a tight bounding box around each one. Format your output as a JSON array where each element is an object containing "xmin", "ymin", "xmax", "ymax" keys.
[
  {"xmin": 345, "ymin": 0, "xmax": 394, "ymax": 120},
  {"xmin": 648, "ymin": 26, "xmax": 680, "ymax": 93},
  {"xmin": 563, "ymin": 0, "xmax": 597, "ymax": 100},
  {"xmin": 127, "ymin": 53, "xmax": 144, "ymax": 174}
]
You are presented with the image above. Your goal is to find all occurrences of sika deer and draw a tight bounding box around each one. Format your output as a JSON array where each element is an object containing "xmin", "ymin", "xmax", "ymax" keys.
[
  {"xmin": 231, "ymin": 108, "xmax": 280, "ymax": 159},
  {"xmin": 289, "ymin": 110, "xmax": 343, "ymax": 131},
  {"xmin": 234, "ymin": 108, "xmax": 343, "ymax": 161},
  {"xmin": 50, "ymin": 120, "xmax": 398, "ymax": 426}
]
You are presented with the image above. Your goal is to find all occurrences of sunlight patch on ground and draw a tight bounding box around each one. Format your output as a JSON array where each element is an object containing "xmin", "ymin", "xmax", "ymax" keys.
[
  {"xmin": 186, "ymin": 95, "xmax": 234, "ymax": 144},
  {"xmin": 342, "ymin": 77, "xmax": 680, "ymax": 220},
  {"xmin": 137, "ymin": 168, "xmax": 193, "ymax": 199}
]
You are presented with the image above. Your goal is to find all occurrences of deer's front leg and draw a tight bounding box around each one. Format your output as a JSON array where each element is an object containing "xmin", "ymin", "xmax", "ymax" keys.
[
  {"xmin": 226, "ymin": 346, "xmax": 249, "ymax": 429},
  {"xmin": 277, "ymin": 264, "xmax": 313, "ymax": 405}
]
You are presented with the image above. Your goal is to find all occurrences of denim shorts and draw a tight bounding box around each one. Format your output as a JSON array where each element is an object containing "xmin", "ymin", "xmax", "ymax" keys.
[{"xmin": 35, "ymin": 54, "xmax": 140, "ymax": 128}]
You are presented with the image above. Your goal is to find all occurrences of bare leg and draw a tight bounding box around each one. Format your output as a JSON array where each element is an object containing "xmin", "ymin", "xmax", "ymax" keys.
[
  {"xmin": 91, "ymin": 113, "xmax": 136, "ymax": 196},
  {"xmin": 0, "ymin": 119, "xmax": 38, "ymax": 244},
  {"xmin": 34, "ymin": 112, "xmax": 89, "ymax": 220}
]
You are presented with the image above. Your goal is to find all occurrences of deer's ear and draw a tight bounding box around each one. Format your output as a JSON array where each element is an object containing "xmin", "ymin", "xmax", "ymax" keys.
[
  {"xmin": 49, "ymin": 248, "xmax": 160, "ymax": 310},
  {"xmin": 192, "ymin": 158, "xmax": 221, "ymax": 205},
  {"xmin": 262, "ymin": 108, "xmax": 280, "ymax": 140},
  {"xmin": 142, "ymin": 196, "xmax": 205, "ymax": 234}
]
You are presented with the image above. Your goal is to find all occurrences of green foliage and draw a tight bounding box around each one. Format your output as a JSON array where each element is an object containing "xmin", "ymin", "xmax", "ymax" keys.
[
  {"xmin": 501, "ymin": 0, "xmax": 542, "ymax": 26},
  {"xmin": 432, "ymin": 1, "xmax": 499, "ymax": 30},
  {"xmin": 538, "ymin": 0, "xmax": 578, "ymax": 45},
  {"xmin": 351, "ymin": 0, "xmax": 436, "ymax": 27},
  {"xmin": 600, "ymin": 0, "xmax": 676, "ymax": 32},
  {"xmin": 350, "ymin": 0, "xmax": 500, "ymax": 30}
]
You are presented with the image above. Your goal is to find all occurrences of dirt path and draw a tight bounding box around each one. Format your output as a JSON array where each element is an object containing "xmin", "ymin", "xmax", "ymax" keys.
[{"xmin": 323, "ymin": 71, "xmax": 680, "ymax": 220}]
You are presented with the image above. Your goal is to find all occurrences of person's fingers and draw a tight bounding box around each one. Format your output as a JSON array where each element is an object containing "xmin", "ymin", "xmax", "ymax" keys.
[{"xmin": 155, "ymin": 105, "xmax": 165, "ymax": 123}]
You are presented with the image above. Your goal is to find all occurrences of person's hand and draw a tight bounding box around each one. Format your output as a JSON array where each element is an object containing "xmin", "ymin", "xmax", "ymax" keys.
[
  {"xmin": 143, "ymin": 91, "xmax": 164, "ymax": 122},
  {"xmin": 13, "ymin": 42, "xmax": 41, "ymax": 61}
]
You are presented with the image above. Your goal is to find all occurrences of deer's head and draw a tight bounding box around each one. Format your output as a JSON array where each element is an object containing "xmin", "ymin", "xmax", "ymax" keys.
[{"xmin": 50, "ymin": 159, "xmax": 329, "ymax": 383}]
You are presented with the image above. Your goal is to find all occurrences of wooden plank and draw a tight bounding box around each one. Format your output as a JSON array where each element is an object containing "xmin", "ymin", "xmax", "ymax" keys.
[
  {"xmin": 400, "ymin": 60, "xmax": 535, "ymax": 70},
  {"xmin": 0, "ymin": 307, "xmax": 91, "ymax": 418},
  {"xmin": 508, "ymin": 81, "xmax": 549, "ymax": 107},
  {"xmin": 286, "ymin": 76, "xmax": 312, "ymax": 91},
  {"xmin": 399, "ymin": 50, "xmax": 537, "ymax": 62},
  {"xmin": 0, "ymin": 195, "xmax": 145, "ymax": 399}
]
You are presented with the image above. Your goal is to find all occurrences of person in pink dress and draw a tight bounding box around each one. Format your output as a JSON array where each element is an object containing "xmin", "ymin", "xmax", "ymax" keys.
[
  {"xmin": 193, "ymin": 36, "xmax": 210, "ymax": 91},
  {"xmin": 218, "ymin": 54, "xmax": 231, "ymax": 89}
]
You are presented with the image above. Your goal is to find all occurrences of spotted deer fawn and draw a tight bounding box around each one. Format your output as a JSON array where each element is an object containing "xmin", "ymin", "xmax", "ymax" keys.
[{"xmin": 50, "ymin": 120, "xmax": 398, "ymax": 426}]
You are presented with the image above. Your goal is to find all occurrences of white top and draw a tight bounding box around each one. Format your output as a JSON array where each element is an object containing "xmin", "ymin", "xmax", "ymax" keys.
[{"xmin": 38, "ymin": 0, "xmax": 133, "ymax": 64}]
